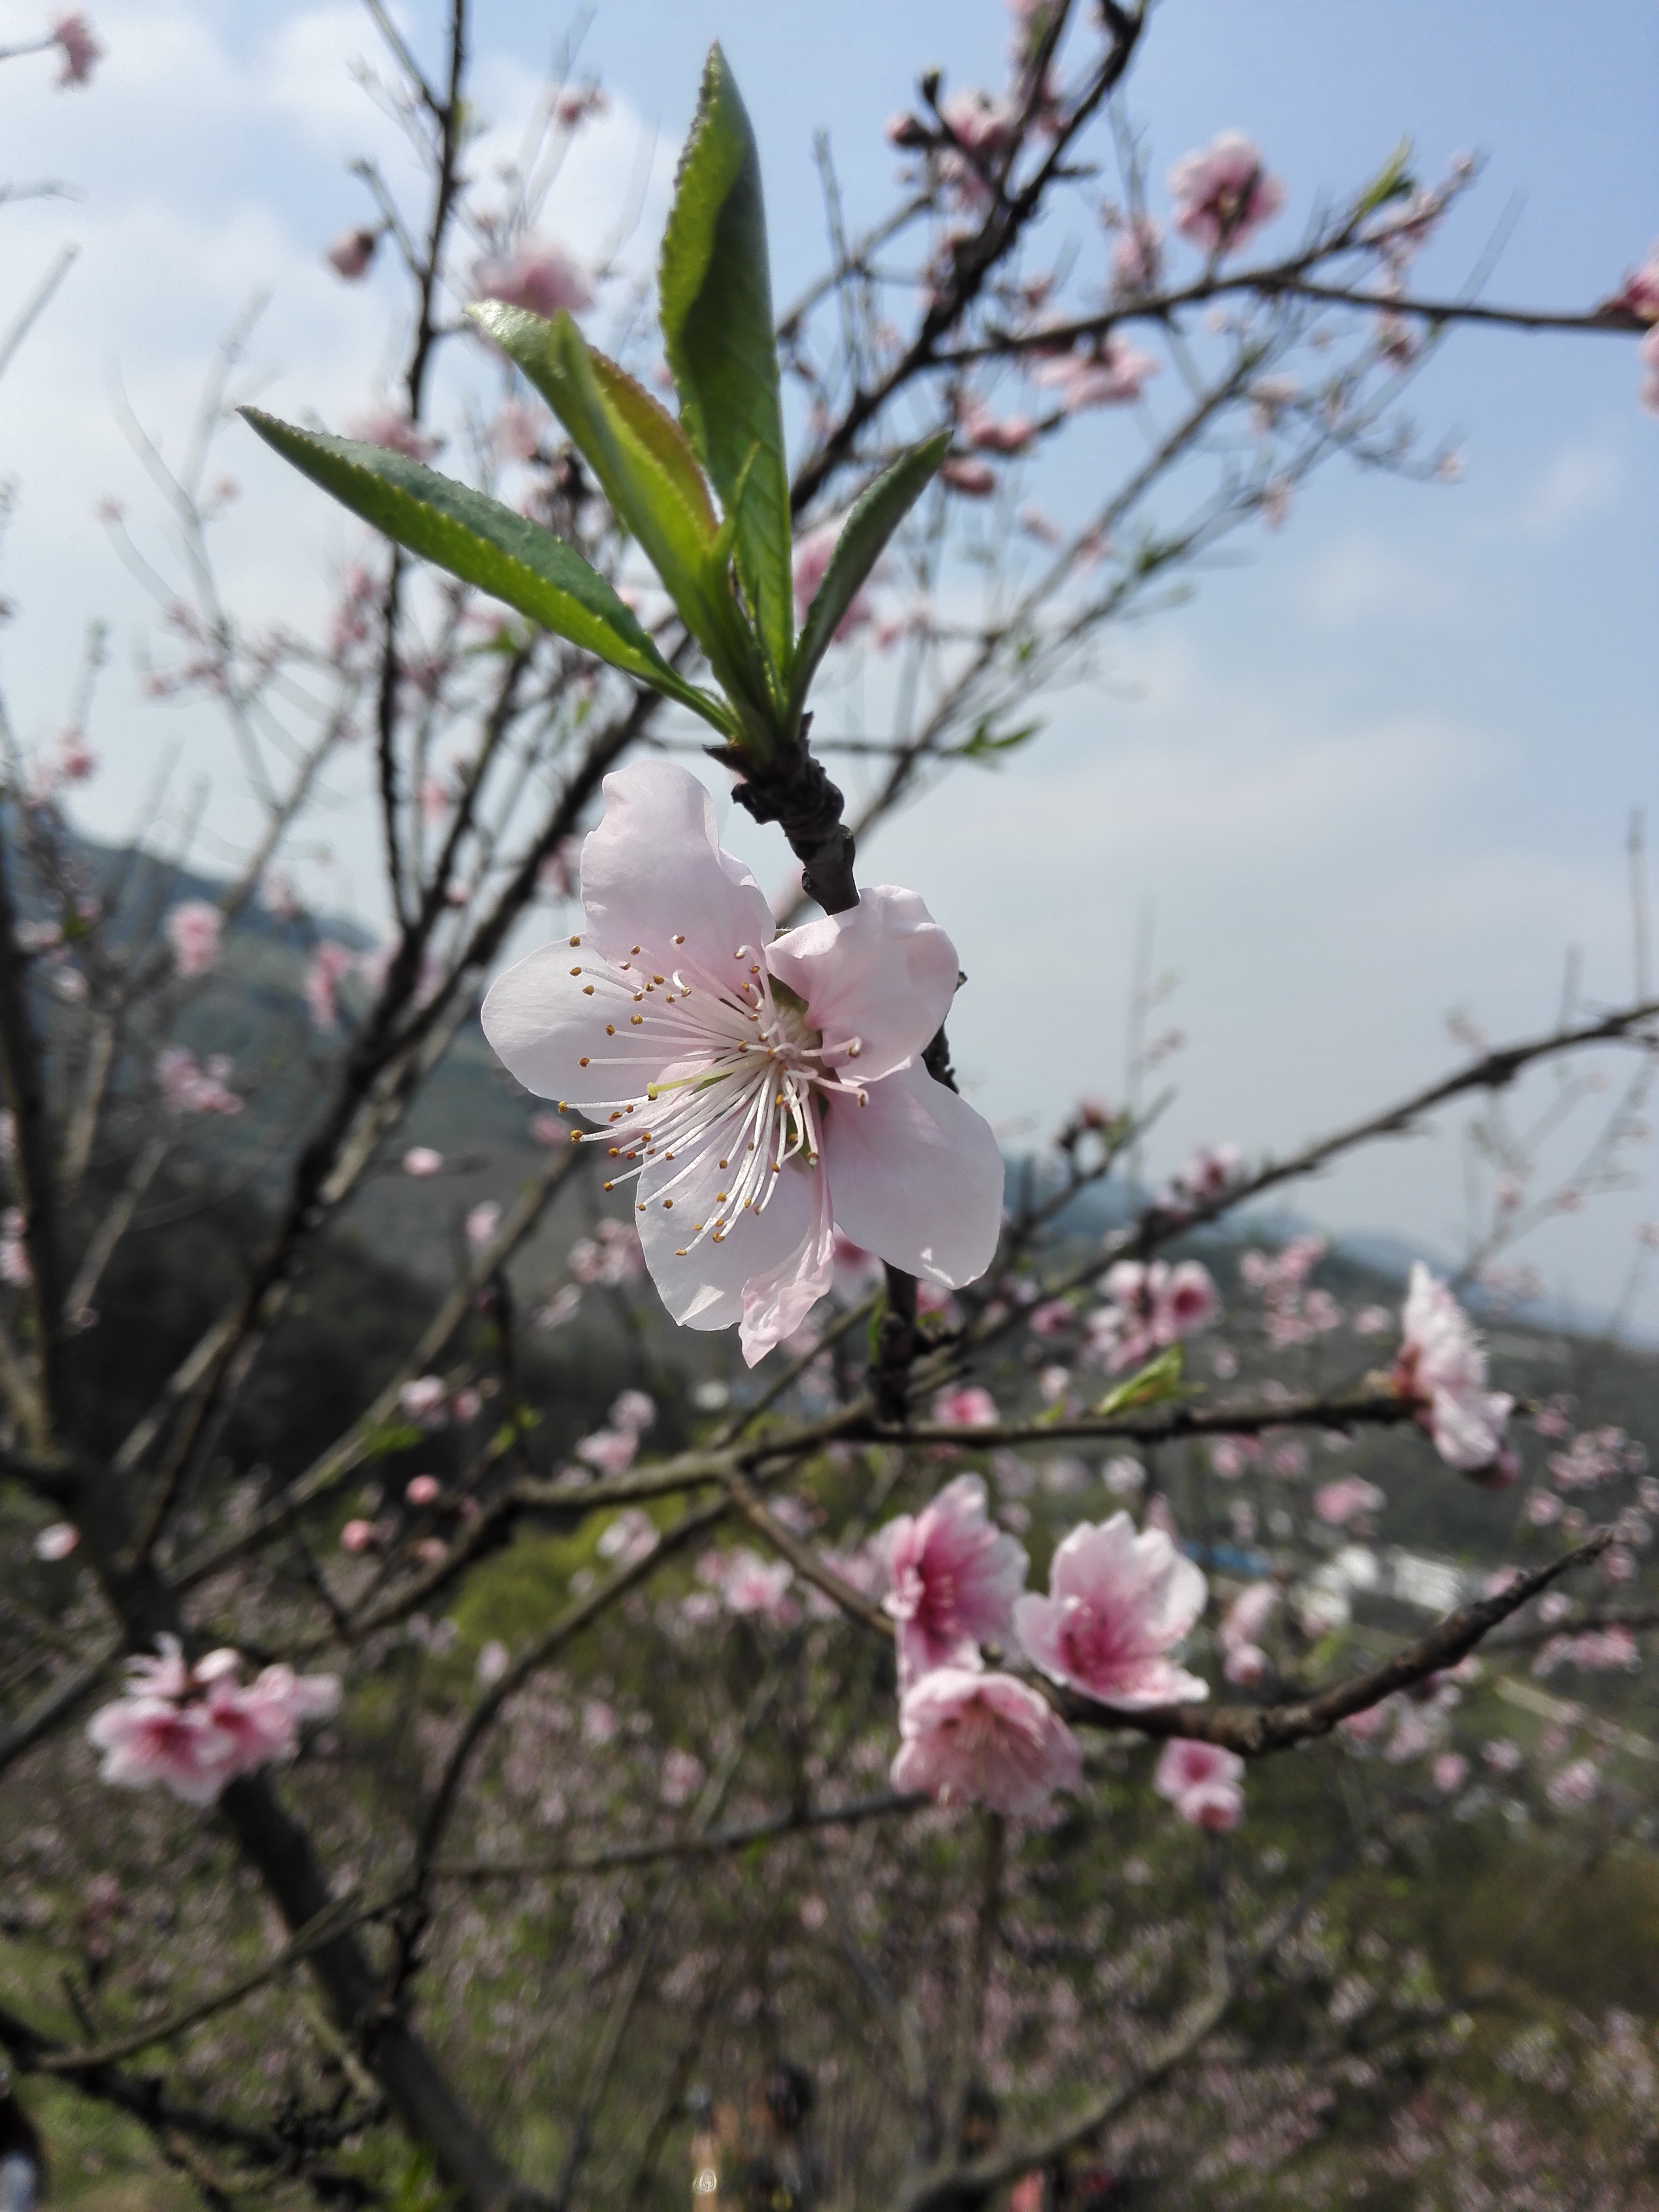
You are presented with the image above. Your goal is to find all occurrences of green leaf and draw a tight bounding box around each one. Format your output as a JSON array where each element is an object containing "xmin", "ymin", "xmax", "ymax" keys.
[
  {"xmin": 952, "ymin": 715, "xmax": 1043, "ymax": 766},
  {"xmin": 659, "ymin": 45, "xmax": 793, "ymax": 691},
  {"xmin": 471, "ymin": 305, "xmax": 776, "ymax": 745},
  {"xmin": 1092, "ymin": 1344, "xmax": 1187, "ymax": 1418},
  {"xmin": 1354, "ymin": 137, "xmax": 1415, "ymax": 220},
  {"xmin": 786, "ymin": 429, "xmax": 951, "ymax": 725},
  {"xmin": 240, "ymin": 409, "xmax": 733, "ymax": 736}
]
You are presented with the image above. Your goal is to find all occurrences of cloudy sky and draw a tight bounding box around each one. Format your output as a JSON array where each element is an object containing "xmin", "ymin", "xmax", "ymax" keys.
[{"xmin": 0, "ymin": 0, "xmax": 1654, "ymax": 1323}]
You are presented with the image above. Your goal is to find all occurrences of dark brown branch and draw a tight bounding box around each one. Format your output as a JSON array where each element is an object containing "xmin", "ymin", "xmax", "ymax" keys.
[{"xmin": 0, "ymin": 816, "xmax": 69, "ymax": 1440}]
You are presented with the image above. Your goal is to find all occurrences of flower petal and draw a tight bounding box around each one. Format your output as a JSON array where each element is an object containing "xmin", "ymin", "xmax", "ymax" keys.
[
  {"xmin": 822, "ymin": 1061, "xmax": 1003, "ymax": 1287},
  {"xmin": 481, "ymin": 942, "xmax": 667, "ymax": 1103},
  {"xmin": 581, "ymin": 759, "xmax": 773, "ymax": 973},
  {"xmin": 635, "ymin": 1139, "xmax": 822, "ymax": 1352},
  {"xmin": 766, "ymin": 886, "xmax": 961, "ymax": 1081}
]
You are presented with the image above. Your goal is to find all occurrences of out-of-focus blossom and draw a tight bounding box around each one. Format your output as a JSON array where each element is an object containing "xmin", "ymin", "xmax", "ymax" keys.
[
  {"xmin": 1153, "ymin": 1737, "xmax": 1245, "ymax": 1831},
  {"xmin": 535, "ymin": 1284, "xmax": 583, "ymax": 1331},
  {"xmin": 530, "ymin": 1110, "xmax": 571, "ymax": 1146},
  {"xmin": 1218, "ymin": 1580, "xmax": 1277, "ymax": 1687},
  {"xmin": 1640, "ymin": 325, "xmax": 1659, "ymax": 417},
  {"xmin": 568, "ymin": 1218, "xmax": 646, "ymax": 1287},
  {"xmin": 577, "ymin": 1427, "xmax": 639, "ymax": 1478},
  {"xmin": 1168, "ymin": 131, "xmax": 1286, "ymax": 258},
  {"xmin": 1482, "ymin": 1737, "xmax": 1522, "ymax": 1773},
  {"xmin": 1534, "ymin": 1624, "xmax": 1640, "ymax": 1679},
  {"xmin": 1546, "ymin": 1757, "xmax": 1599, "ymax": 1812},
  {"xmin": 344, "ymin": 408, "xmax": 440, "ymax": 463},
  {"xmin": 476, "ymin": 1638, "xmax": 510, "ymax": 1685},
  {"xmin": 402, "ymin": 1146, "xmax": 443, "ymax": 1177},
  {"xmin": 940, "ymin": 88, "xmax": 1015, "ymax": 157},
  {"xmin": 465, "ymin": 1201, "xmax": 502, "ymax": 1250},
  {"xmin": 1163, "ymin": 1141, "xmax": 1242, "ymax": 1212},
  {"xmin": 940, "ymin": 456, "xmax": 998, "ymax": 497},
  {"xmin": 339, "ymin": 1518, "xmax": 375, "ymax": 1554},
  {"xmin": 482, "ymin": 762, "xmax": 1001, "ymax": 1365},
  {"xmin": 958, "ymin": 396, "xmax": 1035, "ymax": 455},
  {"xmin": 1314, "ymin": 1475, "xmax": 1386, "ymax": 1528},
  {"xmin": 882, "ymin": 1473, "xmax": 1027, "ymax": 1686},
  {"xmin": 1030, "ymin": 336, "xmax": 1160, "ymax": 411},
  {"xmin": 400, "ymin": 1375, "xmax": 449, "ymax": 1429},
  {"xmin": 259, "ymin": 865, "xmax": 298, "ymax": 921},
  {"xmin": 892, "ymin": 1666, "xmax": 1082, "ymax": 1815},
  {"xmin": 596, "ymin": 1506, "xmax": 659, "ymax": 1568},
  {"xmin": 1110, "ymin": 213, "xmax": 1164, "ymax": 294},
  {"xmin": 326, "ymin": 225, "xmax": 381, "ymax": 280},
  {"xmin": 1432, "ymin": 1752, "xmax": 1469, "ymax": 1793},
  {"xmin": 87, "ymin": 1637, "xmax": 339, "ymax": 1805},
  {"xmin": 720, "ymin": 1548, "xmax": 797, "ymax": 1621},
  {"xmin": 1604, "ymin": 240, "xmax": 1659, "ymax": 324},
  {"xmin": 472, "ymin": 236, "xmax": 593, "ymax": 317},
  {"xmin": 33, "ymin": 1521, "xmax": 79, "ymax": 1561},
  {"xmin": 1394, "ymin": 1263, "xmax": 1513, "ymax": 1477},
  {"xmin": 660, "ymin": 1746, "xmax": 706, "ymax": 1807},
  {"xmin": 1015, "ymin": 1512, "xmax": 1208, "ymax": 1708},
  {"xmin": 52, "ymin": 11, "xmax": 101, "ymax": 86},
  {"xmin": 932, "ymin": 1384, "xmax": 999, "ymax": 1429},
  {"xmin": 165, "ymin": 900, "xmax": 222, "ymax": 978},
  {"xmin": 304, "ymin": 941, "xmax": 357, "ymax": 1032},
  {"xmin": 4, "ymin": 1205, "xmax": 35, "ymax": 1289},
  {"xmin": 156, "ymin": 1046, "xmax": 242, "ymax": 1117},
  {"xmin": 610, "ymin": 1389, "xmax": 656, "ymax": 1434},
  {"xmin": 1089, "ymin": 1258, "xmax": 1219, "ymax": 1372}
]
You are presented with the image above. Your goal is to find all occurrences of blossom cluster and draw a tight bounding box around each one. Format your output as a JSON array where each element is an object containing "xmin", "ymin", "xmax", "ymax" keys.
[{"xmin": 87, "ymin": 1637, "xmax": 340, "ymax": 1805}]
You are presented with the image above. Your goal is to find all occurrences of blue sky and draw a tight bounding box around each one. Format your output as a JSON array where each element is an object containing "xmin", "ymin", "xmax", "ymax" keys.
[{"xmin": 0, "ymin": 0, "xmax": 1654, "ymax": 1321}]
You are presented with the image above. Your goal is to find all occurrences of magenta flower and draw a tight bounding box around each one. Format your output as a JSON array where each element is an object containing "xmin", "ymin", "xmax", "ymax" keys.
[
  {"xmin": 472, "ymin": 237, "xmax": 593, "ymax": 319},
  {"xmin": 882, "ymin": 1473, "xmax": 1028, "ymax": 1685},
  {"xmin": 1167, "ymin": 131, "xmax": 1285, "ymax": 258},
  {"xmin": 482, "ymin": 762, "xmax": 1004, "ymax": 1363},
  {"xmin": 1393, "ymin": 1263, "xmax": 1513, "ymax": 1474},
  {"xmin": 892, "ymin": 1667, "xmax": 1082, "ymax": 1815},
  {"xmin": 1153, "ymin": 1737, "xmax": 1245, "ymax": 1831},
  {"xmin": 165, "ymin": 899, "xmax": 222, "ymax": 978},
  {"xmin": 1014, "ymin": 1512, "xmax": 1207, "ymax": 1709}
]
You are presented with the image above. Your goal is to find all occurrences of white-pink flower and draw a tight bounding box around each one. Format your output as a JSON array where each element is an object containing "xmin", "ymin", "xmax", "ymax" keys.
[
  {"xmin": 576, "ymin": 1426, "xmax": 639, "ymax": 1478},
  {"xmin": 465, "ymin": 1201, "xmax": 502, "ymax": 1249},
  {"xmin": 1607, "ymin": 240, "xmax": 1659, "ymax": 324},
  {"xmin": 932, "ymin": 1383, "xmax": 999, "ymax": 1429},
  {"xmin": 165, "ymin": 900, "xmax": 222, "ymax": 978},
  {"xmin": 482, "ymin": 762, "xmax": 1004, "ymax": 1364},
  {"xmin": 52, "ymin": 11, "xmax": 100, "ymax": 86},
  {"xmin": 1217, "ymin": 1580, "xmax": 1277, "ymax": 1687},
  {"xmin": 400, "ymin": 1375, "xmax": 449, "ymax": 1428},
  {"xmin": 1091, "ymin": 1258, "xmax": 1219, "ymax": 1372},
  {"xmin": 892, "ymin": 1666, "xmax": 1082, "ymax": 1815},
  {"xmin": 403, "ymin": 1146, "xmax": 443, "ymax": 1177},
  {"xmin": 720, "ymin": 1548, "xmax": 797, "ymax": 1620},
  {"xmin": 1313, "ymin": 1475, "xmax": 1385, "ymax": 1528},
  {"xmin": 1015, "ymin": 1512, "xmax": 1207, "ymax": 1709},
  {"xmin": 1394, "ymin": 1263, "xmax": 1514, "ymax": 1475},
  {"xmin": 1167, "ymin": 131, "xmax": 1286, "ymax": 258},
  {"xmin": 1153, "ymin": 1737, "xmax": 1245, "ymax": 1831},
  {"xmin": 472, "ymin": 237, "xmax": 593, "ymax": 318},
  {"xmin": 882, "ymin": 1473, "xmax": 1028, "ymax": 1685},
  {"xmin": 305, "ymin": 941, "xmax": 357, "ymax": 1032},
  {"xmin": 326, "ymin": 225, "xmax": 380, "ymax": 281},
  {"xmin": 1110, "ymin": 214, "xmax": 1164, "ymax": 295},
  {"xmin": 156, "ymin": 1046, "xmax": 242, "ymax": 1117}
]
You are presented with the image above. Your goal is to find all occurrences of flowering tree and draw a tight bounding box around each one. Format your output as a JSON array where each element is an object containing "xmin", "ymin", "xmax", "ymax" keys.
[{"xmin": 2, "ymin": 6, "xmax": 1659, "ymax": 2209}]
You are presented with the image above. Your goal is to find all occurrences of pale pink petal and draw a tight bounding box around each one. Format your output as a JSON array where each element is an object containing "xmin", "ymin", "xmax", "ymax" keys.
[
  {"xmin": 579, "ymin": 760, "xmax": 773, "ymax": 975},
  {"xmin": 765, "ymin": 886, "xmax": 961, "ymax": 1082},
  {"xmin": 636, "ymin": 1143, "xmax": 820, "ymax": 1345},
  {"xmin": 892, "ymin": 1667, "xmax": 1081, "ymax": 1815},
  {"xmin": 822, "ymin": 1061, "xmax": 1003, "ymax": 1289},
  {"xmin": 481, "ymin": 941, "xmax": 667, "ymax": 1102}
]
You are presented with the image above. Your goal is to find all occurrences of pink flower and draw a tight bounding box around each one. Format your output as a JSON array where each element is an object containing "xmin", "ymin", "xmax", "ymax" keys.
[
  {"xmin": 156, "ymin": 1046, "xmax": 242, "ymax": 1117},
  {"xmin": 1605, "ymin": 240, "xmax": 1659, "ymax": 324},
  {"xmin": 1314, "ymin": 1475, "xmax": 1386, "ymax": 1527},
  {"xmin": 304, "ymin": 941, "xmax": 357, "ymax": 1032},
  {"xmin": 530, "ymin": 1111, "xmax": 571, "ymax": 1146},
  {"xmin": 402, "ymin": 1146, "xmax": 443, "ymax": 1177},
  {"xmin": 1546, "ymin": 1757, "xmax": 1599, "ymax": 1812},
  {"xmin": 576, "ymin": 1426, "xmax": 639, "ymax": 1478},
  {"xmin": 959, "ymin": 397, "xmax": 1035, "ymax": 455},
  {"xmin": 1153, "ymin": 1737, "xmax": 1245, "ymax": 1831},
  {"xmin": 1030, "ymin": 336, "xmax": 1159, "ymax": 411},
  {"xmin": 55, "ymin": 727, "xmax": 96, "ymax": 782},
  {"xmin": 1091, "ymin": 1259, "xmax": 1219, "ymax": 1372},
  {"xmin": 1110, "ymin": 215, "xmax": 1164, "ymax": 294},
  {"xmin": 405, "ymin": 1474, "xmax": 441, "ymax": 1507},
  {"xmin": 892, "ymin": 1667, "xmax": 1082, "ymax": 1815},
  {"xmin": 721, "ymin": 1548, "xmax": 797, "ymax": 1620},
  {"xmin": 596, "ymin": 1506, "xmax": 659, "ymax": 1568},
  {"xmin": 86, "ymin": 1641, "xmax": 339, "ymax": 1805},
  {"xmin": 343, "ymin": 408, "xmax": 439, "ymax": 463},
  {"xmin": 1164, "ymin": 1141, "xmax": 1242, "ymax": 1210},
  {"xmin": 660, "ymin": 1746, "xmax": 706, "ymax": 1807},
  {"xmin": 326, "ymin": 225, "xmax": 381, "ymax": 281},
  {"xmin": 1167, "ymin": 131, "xmax": 1286, "ymax": 258},
  {"xmin": 0, "ymin": 1208, "xmax": 31, "ymax": 1288},
  {"xmin": 567, "ymin": 1218, "xmax": 645, "ymax": 1286},
  {"xmin": 1432, "ymin": 1752, "xmax": 1469, "ymax": 1794},
  {"xmin": 471, "ymin": 237, "xmax": 593, "ymax": 318},
  {"xmin": 1218, "ymin": 1580, "xmax": 1277, "ymax": 1687},
  {"xmin": 400, "ymin": 1375, "xmax": 449, "ymax": 1428},
  {"xmin": 940, "ymin": 89, "xmax": 1016, "ymax": 157},
  {"xmin": 1015, "ymin": 1512, "xmax": 1207, "ymax": 1709},
  {"xmin": 465, "ymin": 1201, "xmax": 502, "ymax": 1249},
  {"xmin": 940, "ymin": 456, "xmax": 999, "ymax": 497},
  {"xmin": 1394, "ymin": 1263, "xmax": 1513, "ymax": 1475},
  {"xmin": 482, "ymin": 761, "xmax": 1004, "ymax": 1364},
  {"xmin": 792, "ymin": 520, "xmax": 874, "ymax": 639},
  {"xmin": 51, "ymin": 11, "xmax": 100, "ymax": 86},
  {"xmin": 932, "ymin": 1383, "xmax": 999, "ymax": 1428},
  {"xmin": 1640, "ymin": 325, "xmax": 1659, "ymax": 418},
  {"xmin": 165, "ymin": 900, "xmax": 222, "ymax": 978},
  {"xmin": 610, "ymin": 1388, "xmax": 656, "ymax": 1434},
  {"xmin": 33, "ymin": 1521, "xmax": 79, "ymax": 1561},
  {"xmin": 882, "ymin": 1474, "xmax": 1028, "ymax": 1685},
  {"xmin": 339, "ymin": 1518, "xmax": 375, "ymax": 1553}
]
